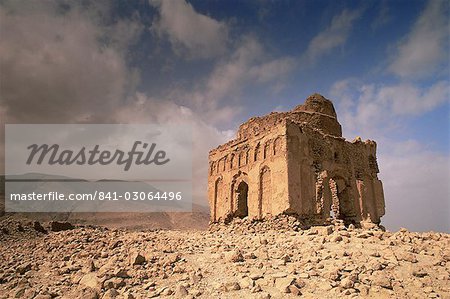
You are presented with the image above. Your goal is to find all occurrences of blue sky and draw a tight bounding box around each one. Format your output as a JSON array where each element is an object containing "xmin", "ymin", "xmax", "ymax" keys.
[{"xmin": 0, "ymin": 0, "xmax": 448, "ymax": 231}]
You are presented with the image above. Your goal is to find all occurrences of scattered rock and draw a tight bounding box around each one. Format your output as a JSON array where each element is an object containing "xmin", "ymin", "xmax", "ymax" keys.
[
  {"xmin": 69, "ymin": 287, "xmax": 99, "ymax": 299},
  {"xmin": 257, "ymin": 292, "xmax": 271, "ymax": 299},
  {"xmin": 174, "ymin": 284, "xmax": 189, "ymax": 298},
  {"xmin": 129, "ymin": 250, "xmax": 146, "ymax": 266},
  {"xmin": 412, "ymin": 269, "xmax": 428, "ymax": 278},
  {"xmin": 190, "ymin": 271, "xmax": 202, "ymax": 284},
  {"xmin": 228, "ymin": 249, "xmax": 244, "ymax": 263},
  {"xmin": 113, "ymin": 268, "xmax": 129, "ymax": 278},
  {"xmin": 224, "ymin": 281, "xmax": 241, "ymax": 291},
  {"xmin": 0, "ymin": 218, "xmax": 448, "ymax": 299},
  {"xmin": 275, "ymin": 277, "xmax": 295, "ymax": 293},
  {"xmin": 318, "ymin": 226, "xmax": 333, "ymax": 235},
  {"xmin": 332, "ymin": 235, "xmax": 343, "ymax": 242},
  {"xmin": 250, "ymin": 272, "xmax": 264, "ymax": 280},
  {"xmin": 103, "ymin": 278, "xmax": 125, "ymax": 290},
  {"xmin": 101, "ymin": 288, "xmax": 119, "ymax": 299},
  {"xmin": 280, "ymin": 254, "xmax": 291, "ymax": 263},
  {"xmin": 371, "ymin": 272, "xmax": 393, "ymax": 289},
  {"xmin": 340, "ymin": 277, "xmax": 355, "ymax": 289},
  {"xmin": 33, "ymin": 221, "xmax": 47, "ymax": 233},
  {"xmin": 298, "ymin": 273, "xmax": 309, "ymax": 279},
  {"xmin": 251, "ymin": 285, "xmax": 262, "ymax": 293},
  {"xmin": 240, "ymin": 277, "xmax": 254, "ymax": 289},
  {"xmin": 16, "ymin": 262, "xmax": 32, "ymax": 275},
  {"xmin": 50, "ymin": 221, "xmax": 74, "ymax": 232},
  {"xmin": 83, "ymin": 259, "xmax": 95, "ymax": 273},
  {"xmin": 288, "ymin": 284, "xmax": 302, "ymax": 296},
  {"xmin": 80, "ymin": 273, "xmax": 101, "ymax": 291}
]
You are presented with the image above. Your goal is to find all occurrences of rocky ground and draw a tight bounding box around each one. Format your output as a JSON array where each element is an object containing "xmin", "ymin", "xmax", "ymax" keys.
[{"xmin": 0, "ymin": 215, "xmax": 449, "ymax": 299}]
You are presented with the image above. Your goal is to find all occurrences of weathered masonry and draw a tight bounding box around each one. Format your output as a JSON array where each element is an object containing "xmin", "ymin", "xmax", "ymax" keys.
[{"xmin": 208, "ymin": 94, "xmax": 385, "ymax": 226}]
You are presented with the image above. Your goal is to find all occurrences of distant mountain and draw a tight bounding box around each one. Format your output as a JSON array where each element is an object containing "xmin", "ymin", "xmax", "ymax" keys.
[{"xmin": 1, "ymin": 174, "xmax": 210, "ymax": 230}]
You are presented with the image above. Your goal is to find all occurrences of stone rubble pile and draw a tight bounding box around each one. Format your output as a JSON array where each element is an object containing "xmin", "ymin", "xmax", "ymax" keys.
[
  {"xmin": 208, "ymin": 214, "xmax": 382, "ymax": 234},
  {"xmin": 209, "ymin": 214, "xmax": 307, "ymax": 234}
]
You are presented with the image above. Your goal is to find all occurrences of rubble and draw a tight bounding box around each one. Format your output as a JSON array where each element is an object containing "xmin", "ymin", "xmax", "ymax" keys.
[
  {"xmin": 0, "ymin": 216, "xmax": 448, "ymax": 298},
  {"xmin": 50, "ymin": 221, "xmax": 75, "ymax": 232}
]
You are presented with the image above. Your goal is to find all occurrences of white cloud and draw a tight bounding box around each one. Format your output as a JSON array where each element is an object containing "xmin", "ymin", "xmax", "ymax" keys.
[
  {"xmin": 249, "ymin": 57, "xmax": 296, "ymax": 84},
  {"xmin": 330, "ymin": 79, "xmax": 450, "ymax": 138},
  {"xmin": 0, "ymin": 1, "xmax": 295, "ymax": 128},
  {"xmin": 371, "ymin": 0, "xmax": 391, "ymax": 30},
  {"xmin": 0, "ymin": 1, "xmax": 144, "ymax": 174},
  {"xmin": 305, "ymin": 8, "xmax": 363, "ymax": 62},
  {"xmin": 171, "ymin": 36, "xmax": 296, "ymax": 124},
  {"xmin": 0, "ymin": 1, "xmax": 230, "ymax": 206},
  {"xmin": 377, "ymin": 81, "xmax": 449, "ymax": 115},
  {"xmin": 150, "ymin": 0, "xmax": 228, "ymax": 59},
  {"xmin": 114, "ymin": 92, "xmax": 234, "ymax": 204},
  {"xmin": 0, "ymin": 2, "xmax": 296, "ymax": 208},
  {"xmin": 388, "ymin": 0, "xmax": 449, "ymax": 78},
  {"xmin": 378, "ymin": 142, "xmax": 450, "ymax": 232},
  {"xmin": 0, "ymin": 1, "xmax": 141, "ymax": 124}
]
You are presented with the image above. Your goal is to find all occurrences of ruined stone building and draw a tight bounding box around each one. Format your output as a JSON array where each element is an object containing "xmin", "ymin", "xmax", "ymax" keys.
[{"xmin": 208, "ymin": 94, "xmax": 385, "ymax": 226}]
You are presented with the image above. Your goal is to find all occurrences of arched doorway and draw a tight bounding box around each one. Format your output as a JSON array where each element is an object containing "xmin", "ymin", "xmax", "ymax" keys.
[{"xmin": 234, "ymin": 181, "xmax": 248, "ymax": 218}]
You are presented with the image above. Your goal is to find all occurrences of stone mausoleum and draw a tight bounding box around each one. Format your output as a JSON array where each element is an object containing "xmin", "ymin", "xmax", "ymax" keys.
[{"xmin": 208, "ymin": 94, "xmax": 385, "ymax": 226}]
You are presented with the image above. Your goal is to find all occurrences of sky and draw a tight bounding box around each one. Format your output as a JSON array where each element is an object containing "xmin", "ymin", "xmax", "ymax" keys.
[{"xmin": 0, "ymin": 0, "xmax": 449, "ymax": 232}]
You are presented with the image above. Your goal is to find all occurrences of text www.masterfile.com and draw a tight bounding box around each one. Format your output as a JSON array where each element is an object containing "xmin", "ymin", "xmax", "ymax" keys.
[{"xmin": 9, "ymin": 191, "xmax": 184, "ymax": 201}]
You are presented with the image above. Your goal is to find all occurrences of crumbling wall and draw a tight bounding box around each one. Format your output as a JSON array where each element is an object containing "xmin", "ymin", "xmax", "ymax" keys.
[
  {"xmin": 208, "ymin": 94, "xmax": 385, "ymax": 226},
  {"xmin": 286, "ymin": 120, "xmax": 385, "ymax": 225},
  {"xmin": 208, "ymin": 122, "xmax": 289, "ymax": 222}
]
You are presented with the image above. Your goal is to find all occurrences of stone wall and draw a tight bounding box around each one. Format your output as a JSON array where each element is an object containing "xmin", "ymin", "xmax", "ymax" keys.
[
  {"xmin": 285, "ymin": 120, "xmax": 385, "ymax": 225},
  {"xmin": 208, "ymin": 122, "xmax": 289, "ymax": 221},
  {"xmin": 208, "ymin": 94, "xmax": 385, "ymax": 226}
]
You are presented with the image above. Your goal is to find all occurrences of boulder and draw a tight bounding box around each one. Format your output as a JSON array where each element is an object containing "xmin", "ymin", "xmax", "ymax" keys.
[{"xmin": 50, "ymin": 221, "xmax": 74, "ymax": 232}]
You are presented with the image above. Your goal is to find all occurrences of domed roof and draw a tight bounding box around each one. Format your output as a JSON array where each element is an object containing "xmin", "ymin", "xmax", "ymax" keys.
[{"xmin": 293, "ymin": 93, "xmax": 337, "ymax": 118}]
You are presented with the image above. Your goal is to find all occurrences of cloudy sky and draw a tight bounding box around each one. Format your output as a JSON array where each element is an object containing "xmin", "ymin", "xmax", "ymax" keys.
[{"xmin": 0, "ymin": 0, "xmax": 448, "ymax": 232}]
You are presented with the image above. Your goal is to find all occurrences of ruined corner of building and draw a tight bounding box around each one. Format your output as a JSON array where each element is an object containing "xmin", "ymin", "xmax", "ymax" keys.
[{"xmin": 207, "ymin": 93, "xmax": 385, "ymax": 228}]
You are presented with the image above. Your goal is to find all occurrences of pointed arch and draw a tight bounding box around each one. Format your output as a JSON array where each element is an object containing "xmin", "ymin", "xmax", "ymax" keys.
[
  {"xmin": 254, "ymin": 143, "xmax": 261, "ymax": 161},
  {"xmin": 274, "ymin": 136, "xmax": 282, "ymax": 155},
  {"xmin": 263, "ymin": 142, "xmax": 271, "ymax": 159},
  {"xmin": 259, "ymin": 165, "xmax": 272, "ymax": 218},
  {"xmin": 231, "ymin": 171, "xmax": 249, "ymax": 217},
  {"xmin": 213, "ymin": 177, "xmax": 224, "ymax": 221}
]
